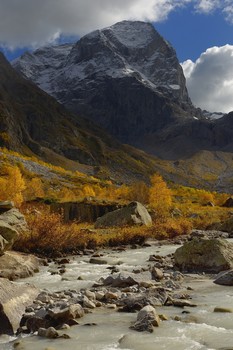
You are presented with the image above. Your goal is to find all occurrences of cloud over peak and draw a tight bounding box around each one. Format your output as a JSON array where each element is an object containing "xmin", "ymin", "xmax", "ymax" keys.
[
  {"xmin": 0, "ymin": 0, "xmax": 232, "ymax": 49},
  {"xmin": 182, "ymin": 44, "xmax": 233, "ymax": 113}
]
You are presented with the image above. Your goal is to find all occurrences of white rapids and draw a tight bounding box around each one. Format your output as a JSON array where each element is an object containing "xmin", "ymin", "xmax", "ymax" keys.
[{"xmin": 1, "ymin": 242, "xmax": 233, "ymax": 350}]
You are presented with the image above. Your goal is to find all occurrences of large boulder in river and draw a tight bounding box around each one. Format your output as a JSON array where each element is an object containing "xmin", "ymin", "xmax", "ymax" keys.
[
  {"xmin": 94, "ymin": 201, "xmax": 152, "ymax": 228},
  {"xmin": 0, "ymin": 251, "xmax": 41, "ymax": 280},
  {"xmin": 174, "ymin": 238, "xmax": 233, "ymax": 273},
  {"xmin": 0, "ymin": 277, "xmax": 38, "ymax": 335},
  {"xmin": 0, "ymin": 207, "xmax": 27, "ymax": 255}
]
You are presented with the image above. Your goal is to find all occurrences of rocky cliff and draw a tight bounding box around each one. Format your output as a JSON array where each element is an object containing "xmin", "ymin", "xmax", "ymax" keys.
[
  {"xmin": 13, "ymin": 21, "xmax": 199, "ymax": 145},
  {"xmin": 0, "ymin": 52, "xmax": 162, "ymax": 183}
]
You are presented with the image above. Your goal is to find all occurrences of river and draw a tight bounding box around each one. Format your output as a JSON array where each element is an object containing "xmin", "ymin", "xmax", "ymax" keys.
[{"xmin": 1, "ymin": 242, "xmax": 233, "ymax": 350}]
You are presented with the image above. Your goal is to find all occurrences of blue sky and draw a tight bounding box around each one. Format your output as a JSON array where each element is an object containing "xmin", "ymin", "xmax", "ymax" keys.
[
  {"xmin": 1, "ymin": 0, "xmax": 233, "ymax": 112},
  {"xmin": 156, "ymin": 3, "xmax": 233, "ymax": 62}
]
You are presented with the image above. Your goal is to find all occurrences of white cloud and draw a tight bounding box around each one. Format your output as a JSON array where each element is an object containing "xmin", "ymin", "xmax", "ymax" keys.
[
  {"xmin": 195, "ymin": 0, "xmax": 221, "ymax": 13},
  {"xmin": 0, "ymin": 0, "xmax": 232, "ymax": 49},
  {"xmin": 0, "ymin": 0, "xmax": 188, "ymax": 49},
  {"xmin": 181, "ymin": 45, "xmax": 233, "ymax": 113}
]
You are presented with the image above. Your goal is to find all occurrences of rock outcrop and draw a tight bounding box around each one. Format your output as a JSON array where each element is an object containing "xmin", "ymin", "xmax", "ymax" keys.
[
  {"xmin": 13, "ymin": 21, "xmax": 196, "ymax": 145},
  {"xmin": 0, "ymin": 206, "xmax": 27, "ymax": 256},
  {"xmin": 0, "ymin": 52, "xmax": 159, "ymax": 185},
  {"xmin": 174, "ymin": 238, "xmax": 233, "ymax": 273},
  {"xmin": 94, "ymin": 201, "xmax": 152, "ymax": 228},
  {"xmin": 0, "ymin": 278, "xmax": 38, "ymax": 335},
  {"xmin": 51, "ymin": 199, "xmax": 120, "ymax": 223},
  {"xmin": 0, "ymin": 251, "xmax": 41, "ymax": 280}
]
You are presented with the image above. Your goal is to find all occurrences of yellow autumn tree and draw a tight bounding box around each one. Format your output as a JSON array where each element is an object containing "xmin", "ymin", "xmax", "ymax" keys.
[
  {"xmin": 24, "ymin": 177, "xmax": 45, "ymax": 201},
  {"xmin": 128, "ymin": 181, "xmax": 149, "ymax": 204},
  {"xmin": 149, "ymin": 174, "xmax": 172, "ymax": 217},
  {"xmin": 82, "ymin": 185, "xmax": 96, "ymax": 197},
  {"xmin": 0, "ymin": 164, "xmax": 25, "ymax": 207}
]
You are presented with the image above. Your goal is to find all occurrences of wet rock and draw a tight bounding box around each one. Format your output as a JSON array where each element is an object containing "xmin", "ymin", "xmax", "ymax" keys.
[
  {"xmin": 83, "ymin": 296, "xmax": 96, "ymax": 309},
  {"xmin": 85, "ymin": 290, "xmax": 96, "ymax": 300},
  {"xmin": 89, "ymin": 257, "xmax": 108, "ymax": 265},
  {"xmin": 214, "ymin": 307, "xmax": 233, "ymax": 313},
  {"xmin": 174, "ymin": 238, "xmax": 233, "ymax": 273},
  {"xmin": 25, "ymin": 316, "xmax": 50, "ymax": 332},
  {"xmin": 95, "ymin": 291, "xmax": 105, "ymax": 300},
  {"xmin": 102, "ymin": 273, "xmax": 138, "ymax": 287},
  {"xmin": 119, "ymin": 288, "xmax": 168, "ymax": 312},
  {"xmin": 214, "ymin": 270, "xmax": 233, "ymax": 286},
  {"xmin": 56, "ymin": 258, "xmax": 70, "ymax": 264},
  {"xmin": 105, "ymin": 291, "xmax": 119, "ymax": 300},
  {"xmin": 151, "ymin": 266, "xmax": 164, "ymax": 280},
  {"xmin": 130, "ymin": 305, "xmax": 160, "ymax": 332},
  {"xmin": 38, "ymin": 327, "xmax": 59, "ymax": 338},
  {"xmin": 48, "ymin": 303, "xmax": 84, "ymax": 322},
  {"xmin": 169, "ymin": 298, "xmax": 197, "ymax": 307}
]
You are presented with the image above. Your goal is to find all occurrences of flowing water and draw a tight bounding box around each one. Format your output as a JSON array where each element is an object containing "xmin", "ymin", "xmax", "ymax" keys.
[{"xmin": 1, "ymin": 243, "xmax": 233, "ymax": 350}]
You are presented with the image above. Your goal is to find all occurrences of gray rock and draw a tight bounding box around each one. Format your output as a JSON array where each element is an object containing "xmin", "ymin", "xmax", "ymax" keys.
[
  {"xmin": 0, "ymin": 201, "xmax": 14, "ymax": 212},
  {"xmin": 83, "ymin": 296, "xmax": 96, "ymax": 309},
  {"xmin": 0, "ymin": 208, "xmax": 27, "ymax": 255},
  {"xmin": 89, "ymin": 258, "xmax": 108, "ymax": 265},
  {"xmin": 25, "ymin": 316, "xmax": 50, "ymax": 332},
  {"xmin": 214, "ymin": 306, "xmax": 233, "ymax": 313},
  {"xmin": 95, "ymin": 202, "xmax": 152, "ymax": 228},
  {"xmin": 48, "ymin": 303, "xmax": 84, "ymax": 322},
  {"xmin": 38, "ymin": 326, "xmax": 59, "ymax": 338},
  {"xmin": 174, "ymin": 238, "xmax": 233, "ymax": 273},
  {"xmin": 130, "ymin": 305, "xmax": 160, "ymax": 332},
  {"xmin": 0, "ymin": 251, "xmax": 40, "ymax": 280},
  {"xmin": 214, "ymin": 270, "xmax": 233, "ymax": 286},
  {"xmin": 103, "ymin": 272, "xmax": 143, "ymax": 288},
  {"xmin": 151, "ymin": 267, "xmax": 164, "ymax": 280},
  {"xmin": 0, "ymin": 278, "xmax": 39, "ymax": 335}
]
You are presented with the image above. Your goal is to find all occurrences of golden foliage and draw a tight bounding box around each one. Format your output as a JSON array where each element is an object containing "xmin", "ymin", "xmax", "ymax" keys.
[
  {"xmin": 24, "ymin": 177, "xmax": 45, "ymax": 200},
  {"xmin": 149, "ymin": 174, "xmax": 172, "ymax": 216},
  {"xmin": 128, "ymin": 181, "xmax": 149, "ymax": 204},
  {"xmin": 0, "ymin": 164, "xmax": 25, "ymax": 206}
]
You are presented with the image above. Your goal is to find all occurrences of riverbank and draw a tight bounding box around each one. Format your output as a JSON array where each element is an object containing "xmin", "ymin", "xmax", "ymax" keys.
[{"xmin": 1, "ymin": 237, "xmax": 233, "ymax": 350}]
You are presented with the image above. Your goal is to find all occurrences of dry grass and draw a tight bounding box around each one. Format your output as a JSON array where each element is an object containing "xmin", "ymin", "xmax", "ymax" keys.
[{"xmin": 13, "ymin": 204, "xmax": 195, "ymax": 257}]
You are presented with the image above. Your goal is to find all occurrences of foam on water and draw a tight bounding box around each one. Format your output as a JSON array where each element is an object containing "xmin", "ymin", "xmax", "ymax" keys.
[{"xmin": 3, "ymin": 242, "xmax": 233, "ymax": 350}]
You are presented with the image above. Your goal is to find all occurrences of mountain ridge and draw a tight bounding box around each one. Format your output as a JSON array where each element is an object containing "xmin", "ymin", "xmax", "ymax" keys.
[
  {"xmin": 0, "ymin": 51, "xmax": 164, "ymax": 183},
  {"xmin": 13, "ymin": 21, "xmax": 200, "ymax": 146}
]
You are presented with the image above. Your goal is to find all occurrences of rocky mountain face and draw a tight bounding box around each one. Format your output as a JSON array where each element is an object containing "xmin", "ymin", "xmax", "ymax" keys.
[
  {"xmin": 13, "ymin": 21, "xmax": 199, "ymax": 145},
  {"xmin": 0, "ymin": 52, "xmax": 162, "ymax": 183},
  {"xmin": 8, "ymin": 21, "xmax": 233, "ymax": 191}
]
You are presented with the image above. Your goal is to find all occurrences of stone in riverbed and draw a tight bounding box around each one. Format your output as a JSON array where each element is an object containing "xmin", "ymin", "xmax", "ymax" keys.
[
  {"xmin": 214, "ymin": 270, "xmax": 233, "ymax": 286},
  {"xmin": 130, "ymin": 305, "xmax": 160, "ymax": 332},
  {"xmin": 48, "ymin": 303, "xmax": 84, "ymax": 322},
  {"xmin": 151, "ymin": 266, "xmax": 164, "ymax": 280},
  {"xmin": 102, "ymin": 273, "xmax": 139, "ymax": 287},
  {"xmin": 38, "ymin": 327, "xmax": 59, "ymax": 338},
  {"xmin": 0, "ymin": 251, "xmax": 41, "ymax": 280},
  {"xmin": 0, "ymin": 278, "xmax": 39, "ymax": 335},
  {"xmin": 89, "ymin": 257, "xmax": 108, "ymax": 265},
  {"xmin": 214, "ymin": 307, "xmax": 233, "ymax": 313},
  {"xmin": 174, "ymin": 238, "xmax": 233, "ymax": 273}
]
